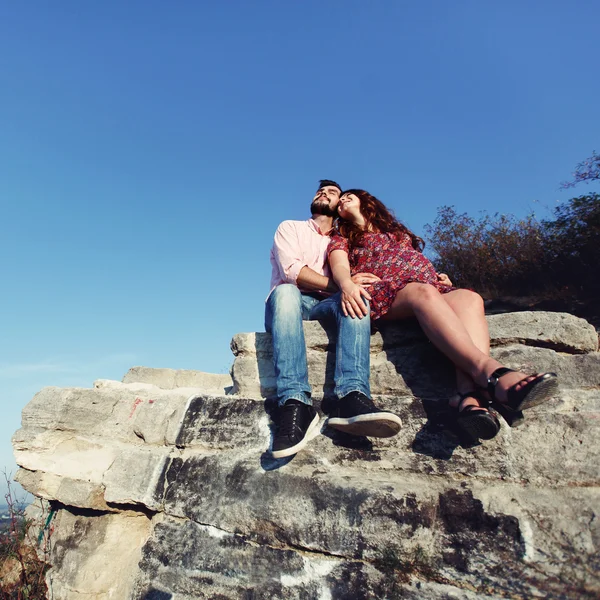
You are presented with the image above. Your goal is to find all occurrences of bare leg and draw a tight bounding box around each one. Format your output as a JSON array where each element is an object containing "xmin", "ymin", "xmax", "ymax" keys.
[
  {"xmin": 442, "ymin": 289, "xmax": 489, "ymax": 408},
  {"xmin": 442, "ymin": 288, "xmax": 537, "ymax": 400},
  {"xmin": 442, "ymin": 289, "xmax": 489, "ymax": 355},
  {"xmin": 380, "ymin": 283, "xmax": 535, "ymax": 401}
]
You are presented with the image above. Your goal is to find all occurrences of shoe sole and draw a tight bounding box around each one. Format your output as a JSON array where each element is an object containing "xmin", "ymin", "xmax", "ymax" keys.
[
  {"xmin": 515, "ymin": 375, "xmax": 560, "ymax": 411},
  {"xmin": 271, "ymin": 413, "xmax": 321, "ymax": 459},
  {"xmin": 457, "ymin": 412, "xmax": 500, "ymax": 441},
  {"xmin": 327, "ymin": 413, "xmax": 402, "ymax": 438}
]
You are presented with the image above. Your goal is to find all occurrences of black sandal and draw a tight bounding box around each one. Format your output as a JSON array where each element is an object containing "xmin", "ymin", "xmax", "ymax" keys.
[
  {"xmin": 453, "ymin": 390, "xmax": 500, "ymax": 442},
  {"xmin": 487, "ymin": 368, "xmax": 559, "ymax": 414}
]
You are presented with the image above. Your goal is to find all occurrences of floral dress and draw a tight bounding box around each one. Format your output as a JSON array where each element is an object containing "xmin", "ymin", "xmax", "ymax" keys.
[{"xmin": 328, "ymin": 231, "xmax": 454, "ymax": 320}]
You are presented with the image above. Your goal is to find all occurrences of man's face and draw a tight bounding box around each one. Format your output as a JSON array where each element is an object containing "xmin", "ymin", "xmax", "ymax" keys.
[{"xmin": 310, "ymin": 185, "xmax": 341, "ymax": 217}]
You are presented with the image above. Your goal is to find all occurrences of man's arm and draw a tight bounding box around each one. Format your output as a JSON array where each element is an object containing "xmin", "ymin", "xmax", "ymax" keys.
[
  {"xmin": 272, "ymin": 221, "xmax": 380, "ymax": 294},
  {"xmin": 296, "ymin": 266, "xmax": 381, "ymax": 295},
  {"xmin": 296, "ymin": 266, "xmax": 338, "ymax": 294},
  {"xmin": 272, "ymin": 221, "xmax": 337, "ymax": 293},
  {"xmin": 272, "ymin": 222, "xmax": 313, "ymax": 285}
]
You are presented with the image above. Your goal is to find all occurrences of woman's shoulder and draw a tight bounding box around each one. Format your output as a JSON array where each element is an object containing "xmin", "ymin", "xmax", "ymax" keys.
[
  {"xmin": 329, "ymin": 230, "xmax": 348, "ymax": 243},
  {"xmin": 328, "ymin": 231, "xmax": 349, "ymax": 252},
  {"xmin": 384, "ymin": 230, "xmax": 411, "ymax": 244},
  {"xmin": 367, "ymin": 230, "xmax": 403, "ymax": 241}
]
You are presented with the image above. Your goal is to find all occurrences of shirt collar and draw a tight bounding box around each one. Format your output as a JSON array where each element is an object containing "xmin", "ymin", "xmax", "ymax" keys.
[{"xmin": 308, "ymin": 218, "xmax": 334, "ymax": 236}]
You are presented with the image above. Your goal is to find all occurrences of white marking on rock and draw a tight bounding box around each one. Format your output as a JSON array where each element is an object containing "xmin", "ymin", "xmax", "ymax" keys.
[
  {"xmin": 280, "ymin": 555, "xmax": 339, "ymax": 598},
  {"xmin": 520, "ymin": 517, "xmax": 536, "ymax": 561},
  {"xmin": 257, "ymin": 414, "xmax": 271, "ymax": 437},
  {"xmin": 198, "ymin": 523, "xmax": 231, "ymax": 539}
]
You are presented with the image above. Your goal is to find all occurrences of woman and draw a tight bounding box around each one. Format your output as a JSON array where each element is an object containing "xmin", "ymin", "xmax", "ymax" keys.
[{"xmin": 328, "ymin": 189, "xmax": 558, "ymax": 442}]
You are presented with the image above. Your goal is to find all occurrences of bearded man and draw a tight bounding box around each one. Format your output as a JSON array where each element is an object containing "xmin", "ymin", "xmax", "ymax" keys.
[{"xmin": 266, "ymin": 179, "xmax": 402, "ymax": 458}]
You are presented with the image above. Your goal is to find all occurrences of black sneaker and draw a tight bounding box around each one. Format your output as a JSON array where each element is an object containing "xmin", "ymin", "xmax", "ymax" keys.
[
  {"xmin": 326, "ymin": 392, "xmax": 402, "ymax": 438},
  {"xmin": 271, "ymin": 400, "xmax": 320, "ymax": 458}
]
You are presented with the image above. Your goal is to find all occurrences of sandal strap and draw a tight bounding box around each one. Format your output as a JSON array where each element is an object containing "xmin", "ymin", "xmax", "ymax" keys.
[
  {"xmin": 459, "ymin": 404, "xmax": 489, "ymax": 415},
  {"xmin": 487, "ymin": 367, "xmax": 515, "ymax": 400}
]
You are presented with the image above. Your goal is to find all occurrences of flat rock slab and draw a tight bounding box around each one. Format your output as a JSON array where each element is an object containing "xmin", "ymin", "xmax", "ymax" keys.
[
  {"xmin": 486, "ymin": 311, "xmax": 598, "ymax": 353},
  {"xmin": 133, "ymin": 516, "xmax": 509, "ymax": 599},
  {"xmin": 131, "ymin": 478, "xmax": 599, "ymax": 600},
  {"xmin": 123, "ymin": 366, "xmax": 233, "ymax": 394},
  {"xmin": 230, "ymin": 311, "xmax": 598, "ymax": 398},
  {"xmin": 231, "ymin": 311, "xmax": 598, "ymax": 356},
  {"xmin": 14, "ymin": 388, "xmax": 600, "ymax": 513}
]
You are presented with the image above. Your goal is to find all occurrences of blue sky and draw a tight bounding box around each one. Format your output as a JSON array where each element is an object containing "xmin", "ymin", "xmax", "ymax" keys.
[{"xmin": 1, "ymin": 1, "xmax": 599, "ymax": 496}]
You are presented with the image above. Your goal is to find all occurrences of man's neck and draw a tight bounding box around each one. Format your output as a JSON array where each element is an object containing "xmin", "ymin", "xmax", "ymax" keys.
[{"xmin": 311, "ymin": 213, "xmax": 334, "ymax": 234}]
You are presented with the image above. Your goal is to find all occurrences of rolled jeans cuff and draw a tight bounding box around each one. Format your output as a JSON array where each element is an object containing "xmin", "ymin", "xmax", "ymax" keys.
[
  {"xmin": 278, "ymin": 392, "xmax": 312, "ymax": 408},
  {"xmin": 335, "ymin": 385, "xmax": 371, "ymax": 400}
]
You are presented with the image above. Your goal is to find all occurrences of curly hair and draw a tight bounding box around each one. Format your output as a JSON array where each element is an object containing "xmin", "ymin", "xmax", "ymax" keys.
[{"xmin": 336, "ymin": 189, "xmax": 424, "ymax": 251}]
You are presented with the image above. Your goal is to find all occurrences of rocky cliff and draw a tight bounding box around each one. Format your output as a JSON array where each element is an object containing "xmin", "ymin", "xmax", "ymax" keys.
[{"xmin": 12, "ymin": 311, "xmax": 600, "ymax": 599}]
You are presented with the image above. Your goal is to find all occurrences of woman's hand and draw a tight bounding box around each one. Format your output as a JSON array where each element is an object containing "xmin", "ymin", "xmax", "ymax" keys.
[
  {"xmin": 328, "ymin": 249, "xmax": 372, "ymax": 318},
  {"xmin": 340, "ymin": 280, "xmax": 371, "ymax": 319},
  {"xmin": 351, "ymin": 272, "xmax": 381, "ymax": 286},
  {"xmin": 437, "ymin": 273, "xmax": 453, "ymax": 287}
]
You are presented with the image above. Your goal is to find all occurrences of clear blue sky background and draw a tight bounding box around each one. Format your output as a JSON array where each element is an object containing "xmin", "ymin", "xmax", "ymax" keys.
[{"xmin": 1, "ymin": 1, "xmax": 599, "ymax": 497}]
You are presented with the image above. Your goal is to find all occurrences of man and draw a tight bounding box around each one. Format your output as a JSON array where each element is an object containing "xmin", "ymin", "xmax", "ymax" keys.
[{"xmin": 266, "ymin": 179, "xmax": 402, "ymax": 459}]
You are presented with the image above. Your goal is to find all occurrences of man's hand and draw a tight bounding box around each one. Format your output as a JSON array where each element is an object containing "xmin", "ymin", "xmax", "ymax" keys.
[
  {"xmin": 437, "ymin": 273, "xmax": 453, "ymax": 287},
  {"xmin": 351, "ymin": 272, "xmax": 381, "ymax": 286},
  {"xmin": 340, "ymin": 280, "xmax": 371, "ymax": 319}
]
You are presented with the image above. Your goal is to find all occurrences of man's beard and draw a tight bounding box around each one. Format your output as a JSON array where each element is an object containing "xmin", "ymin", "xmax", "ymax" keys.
[{"xmin": 310, "ymin": 199, "xmax": 338, "ymax": 217}]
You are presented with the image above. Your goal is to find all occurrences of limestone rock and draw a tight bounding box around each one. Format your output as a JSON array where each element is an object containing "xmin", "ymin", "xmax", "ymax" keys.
[
  {"xmin": 487, "ymin": 311, "xmax": 598, "ymax": 353},
  {"xmin": 231, "ymin": 311, "xmax": 599, "ymax": 398},
  {"xmin": 122, "ymin": 365, "xmax": 233, "ymax": 394},
  {"xmin": 11, "ymin": 311, "xmax": 600, "ymax": 599},
  {"xmin": 46, "ymin": 508, "xmax": 151, "ymax": 600}
]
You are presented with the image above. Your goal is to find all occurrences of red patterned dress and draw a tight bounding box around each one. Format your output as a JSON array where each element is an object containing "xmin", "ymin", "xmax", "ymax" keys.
[{"xmin": 328, "ymin": 231, "xmax": 455, "ymax": 320}]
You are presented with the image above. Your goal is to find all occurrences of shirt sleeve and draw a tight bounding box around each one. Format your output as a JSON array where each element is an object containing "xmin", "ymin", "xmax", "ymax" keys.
[
  {"xmin": 327, "ymin": 233, "xmax": 349, "ymax": 256},
  {"xmin": 272, "ymin": 221, "xmax": 306, "ymax": 284}
]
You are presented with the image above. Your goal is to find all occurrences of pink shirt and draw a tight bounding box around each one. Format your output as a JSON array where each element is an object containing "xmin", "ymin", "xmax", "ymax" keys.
[{"xmin": 269, "ymin": 218, "xmax": 332, "ymax": 297}]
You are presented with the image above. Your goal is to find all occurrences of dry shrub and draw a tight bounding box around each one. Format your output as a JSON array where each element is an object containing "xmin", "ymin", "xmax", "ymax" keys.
[
  {"xmin": 0, "ymin": 475, "xmax": 51, "ymax": 600},
  {"xmin": 424, "ymin": 193, "xmax": 600, "ymax": 304},
  {"xmin": 424, "ymin": 207, "xmax": 551, "ymax": 298},
  {"xmin": 543, "ymin": 193, "xmax": 600, "ymax": 298}
]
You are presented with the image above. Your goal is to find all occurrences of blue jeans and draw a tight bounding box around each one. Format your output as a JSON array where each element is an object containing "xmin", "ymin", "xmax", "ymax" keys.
[{"xmin": 264, "ymin": 284, "xmax": 371, "ymax": 407}]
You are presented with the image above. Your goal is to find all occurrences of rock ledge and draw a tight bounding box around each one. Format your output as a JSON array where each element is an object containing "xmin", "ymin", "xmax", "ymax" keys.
[{"xmin": 12, "ymin": 311, "xmax": 600, "ymax": 599}]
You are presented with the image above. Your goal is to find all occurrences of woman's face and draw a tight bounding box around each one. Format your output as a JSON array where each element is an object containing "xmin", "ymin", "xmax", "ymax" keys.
[{"xmin": 337, "ymin": 193, "xmax": 361, "ymax": 219}]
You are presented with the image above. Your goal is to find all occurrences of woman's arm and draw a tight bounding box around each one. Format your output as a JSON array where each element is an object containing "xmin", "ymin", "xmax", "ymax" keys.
[{"xmin": 329, "ymin": 249, "xmax": 371, "ymax": 319}]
